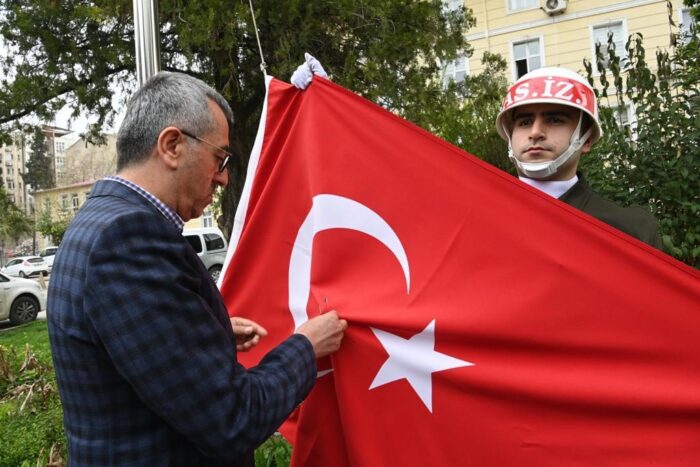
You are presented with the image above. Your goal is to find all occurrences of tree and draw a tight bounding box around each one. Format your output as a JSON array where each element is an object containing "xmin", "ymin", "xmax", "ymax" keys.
[
  {"xmin": 22, "ymin": 125, "xmax": 55, "ymax": 190},
  {"xmin": 36, "ymin": 208, "xmax": 70, "ymax": 245},
  {"xmin": 435, "ymin": 51, "xmax": 511, "ymax": 174},
  {"xmin": 581, "ymin": 1, "xmax": 700, "ymax": 268},
  {"xmin": 1, "ymin": 0, "xmax": 484, "ymax": 235},
  {"xmin": 0, "ymin": 188, "xmax": 32, "ymax": 264}
]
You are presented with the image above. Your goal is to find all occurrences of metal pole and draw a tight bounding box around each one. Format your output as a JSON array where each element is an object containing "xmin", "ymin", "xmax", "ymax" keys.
[{"xmin": 133, "ymin": 0, "xmax": 161, "ymax": 87}]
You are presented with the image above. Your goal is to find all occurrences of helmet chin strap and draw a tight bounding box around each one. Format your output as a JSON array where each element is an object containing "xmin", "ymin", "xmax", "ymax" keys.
[{"xmin": 506, "ymin": 112, "xmax": 592, "ymax": 180}]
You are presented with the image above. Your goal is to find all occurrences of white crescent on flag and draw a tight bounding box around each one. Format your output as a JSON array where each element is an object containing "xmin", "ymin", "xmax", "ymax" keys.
[{"xmin": 288, "ymin": 193, "xmax": 411, "ymax": 330}]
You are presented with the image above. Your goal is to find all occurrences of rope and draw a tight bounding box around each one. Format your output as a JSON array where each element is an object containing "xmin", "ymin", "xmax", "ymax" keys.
[{"xmin": 247, "ymin": 0, "xmax": 267, "ymax": 75}]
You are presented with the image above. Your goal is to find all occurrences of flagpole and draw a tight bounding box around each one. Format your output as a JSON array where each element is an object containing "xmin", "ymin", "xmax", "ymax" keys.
[
  {"xmin": 133, "ymin": 0, "xmax": 161, "ymax": 87},
  {"xmin": 247, "ymin": 0, "xmax": 268, "ymax": 75}
]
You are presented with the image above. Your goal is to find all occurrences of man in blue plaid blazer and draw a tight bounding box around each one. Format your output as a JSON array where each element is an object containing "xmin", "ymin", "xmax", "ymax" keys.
[{"xmin": 48, "ymin": 71, "xmax": 347, "ymax": 466}]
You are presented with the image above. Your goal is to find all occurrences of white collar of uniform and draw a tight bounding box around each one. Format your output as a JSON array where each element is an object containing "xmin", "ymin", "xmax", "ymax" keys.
[{"xmin": 518, "ymin": 174, "xmax": 578, "ymax": 199}]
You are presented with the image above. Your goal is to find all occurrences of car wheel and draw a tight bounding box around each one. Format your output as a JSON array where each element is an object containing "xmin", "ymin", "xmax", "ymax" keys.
[
  {"xmin": 19, "ymin": 271, "xmax": 27, "ymax": 278},
  {"xmin": 9, "ymin": 296, "xmax": 39, "ymax": 325},
  {"xmin": 209, "ymin": 265, "xmax": 222, "ymax": 282}
]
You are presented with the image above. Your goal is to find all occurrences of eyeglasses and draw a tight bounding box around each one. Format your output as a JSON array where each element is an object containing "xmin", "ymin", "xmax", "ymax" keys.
[{"xmin": 179, "ymin": 128, "xmax": 232, "ymax": 173}]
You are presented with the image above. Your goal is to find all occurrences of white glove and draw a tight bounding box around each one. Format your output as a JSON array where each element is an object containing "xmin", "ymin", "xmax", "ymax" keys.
[{"xmin": 290, "ymin": 53, "xmax": 328, "ymax": 90}]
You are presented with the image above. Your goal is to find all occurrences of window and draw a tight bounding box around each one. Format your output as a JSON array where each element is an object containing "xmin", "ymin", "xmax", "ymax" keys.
[
  {"xmin": 443, "ymin": 55, "xmax": 469, "ymax": 86},
  {"xmin": 442, "ymin": 0, "xmax": 463, "ymax": 12},
  {"xmin": 71, "ymin": 193, "xmax": 80, "ymax": 213},
  {"xmin": 612, "ymin": 104, "xmax": 636, "ymax": 138},
  {"xmin": 204, "ymin": 233, "xmax": 225, "ymax": 251},
  {"xmin": 680, "ymin": 8, "xmax": 697, "ymax": 43},
  {"xmin": 202, "ymin": 209, "xmax": 214, "ymax": 228},
  {"xmin": 591, "ymin": 21, "xmax": 628, "ymax": 69},
  {"xmin": 512, "ymin": 38, "xmax": 542, "ymax": 79},
  {"xmin": 508, "ymin": 0, "xmax": 538, "ymax": 12},
  {"xmin": 61, "ymin": 194, "xmax": 69, "ymax": 211},
  {"xmin": 184, "ymin": 235, "xmax": 203, "ymax": 253}
]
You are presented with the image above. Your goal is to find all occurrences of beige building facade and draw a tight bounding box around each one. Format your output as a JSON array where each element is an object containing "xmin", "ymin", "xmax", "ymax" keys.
[
  {"xmin": 33, "ymin": 180, "xmax": 94, "ymax": 250},
  {"xmin": 59, "ymin": 134, "xmax": 118, "ymax": 185},
  {"xmin": 447, "ymin": 0, "xmax": 693, "ymax": 82}
]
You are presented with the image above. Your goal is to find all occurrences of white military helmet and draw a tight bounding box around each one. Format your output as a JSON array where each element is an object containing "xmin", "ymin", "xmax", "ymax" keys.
[{"xmin": 495, "ymin": 67, "xmax": 603, "ymax": 179}]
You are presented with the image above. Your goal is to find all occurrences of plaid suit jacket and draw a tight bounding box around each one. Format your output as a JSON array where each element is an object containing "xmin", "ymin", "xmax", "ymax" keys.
[{"xmin": 48, "ymin": 179, "xmax": 316, "ymax": 466}]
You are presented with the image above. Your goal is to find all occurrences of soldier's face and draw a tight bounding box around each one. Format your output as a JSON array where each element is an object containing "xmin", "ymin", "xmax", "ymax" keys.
[{"xmin": 510, "ymin": 103, "xmax": 581, "ymax": 164}]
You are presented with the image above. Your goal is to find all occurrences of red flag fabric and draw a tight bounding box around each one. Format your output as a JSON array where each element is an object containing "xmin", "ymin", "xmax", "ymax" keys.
[{"xmin": 219, "ymin": 76, "xmax": 700, "ymax": 466}]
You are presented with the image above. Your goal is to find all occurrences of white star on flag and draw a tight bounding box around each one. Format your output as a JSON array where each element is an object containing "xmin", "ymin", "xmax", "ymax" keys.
[{"xmin": 369, "ymin": 319, "xmax": 474, "ymax": 413}]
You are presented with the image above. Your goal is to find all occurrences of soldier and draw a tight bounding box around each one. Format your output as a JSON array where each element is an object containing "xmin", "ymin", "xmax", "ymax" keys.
[{"xmin": 495, "ymin": 67, "xmax": 662, "ymax": 247}]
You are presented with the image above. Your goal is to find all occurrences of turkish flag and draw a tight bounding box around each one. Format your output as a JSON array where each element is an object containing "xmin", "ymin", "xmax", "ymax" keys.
[{"xmin": 219, "ymin": 76, "xmax": 700, "ymax": 466}]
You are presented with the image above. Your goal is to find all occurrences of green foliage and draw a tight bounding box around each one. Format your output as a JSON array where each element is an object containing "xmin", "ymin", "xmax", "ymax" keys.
[
  {"xmin": 0, "ymin": 187, "xmax": 32, "ymax": 243},
  {"xmin": 436, "ymin": 51, "xmax": 512, "ymax": 173},
  {"xmin": 255, "ymin": 434, "xmax": 292, "ymax": 467},
  {"xmin": 0, "ymin": 322, "xmax": 66, "ymax": 466},
  {"xmin": 582, "ymin": 13, "xmax": 700, "ymax": 268},
  {"xmin": 22, "ymin": 126, "xmax": 55, "ymax": 190},
  {"xmin": 0, "ymin": 0, "xmax": 478, "ymax": 234},
  {"xmin": 36, "ymin": 208, "xmax": 71, "ymax": 245}
]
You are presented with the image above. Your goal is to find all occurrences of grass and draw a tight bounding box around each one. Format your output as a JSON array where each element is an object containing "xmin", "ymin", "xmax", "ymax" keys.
[
  {"xmin": 0, "ymin": 320, "xmax": 66, "ymax": 466},
  {"xmin": 0, "ymin": 320, "xmax": 291, "ymax": 466},
  {"xmin": 0, "ymin": 321, "xmax": 53, "ymax": 362}
]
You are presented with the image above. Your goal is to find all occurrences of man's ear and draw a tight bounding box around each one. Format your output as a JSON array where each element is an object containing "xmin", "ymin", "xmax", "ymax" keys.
[
  {"xmin": 581, "ymin": 136, "xmax": 594, "ymax": 154},
  {"xmin": 580, "ymin": 114, "xmax": 594, "ymax": 154},
  {"xmin": 156, "ymin": 127, "xmax": 184, "ymax": 169}
]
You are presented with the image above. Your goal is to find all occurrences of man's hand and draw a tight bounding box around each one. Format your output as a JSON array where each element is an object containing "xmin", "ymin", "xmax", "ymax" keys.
[
  {"xmin": 290, "ymin": 53, "xmax": 328, "ymax": 90},
  {"xmin": 230, "ymin": 317, "xmax": 268, "ymax": 352},
  {"xmin": 295, "ymin": 310, "xmax": 348, "ymax": 358}
]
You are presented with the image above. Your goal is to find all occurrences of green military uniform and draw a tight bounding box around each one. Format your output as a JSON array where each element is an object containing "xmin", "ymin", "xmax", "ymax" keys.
[{"xmin": 559, "ymin": 174, "xmax": 663, "ymax": 249}]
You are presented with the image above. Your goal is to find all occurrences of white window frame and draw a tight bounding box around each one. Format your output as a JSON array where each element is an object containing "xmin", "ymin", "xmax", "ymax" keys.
[
  {"xmin": 589, "ymin": 19, "xmax": 629, "ymax": 75},
  {"xmin": 202, "ymin": 208, "xmax": 214, "ymax": 228},
  {"xmin": 612, "ymin": 102, "xmax": 637, "ymax": 140},
  {"xmin": 506, "ymin": 0, "xmax": 539, "ymax": 14},
  {"xmin": 443, "ymin": 54, "xmax": 470, "ymax": 87},
  {"xmin": 509, "ymin": 35, "xmax": 545, "ymax": 81},
  {"xmin": 679, "ymin": 7, "xmax": 696, "ymax": 43},
  {"xmin": 71, "ymin": 193, "xmax": 80, "ymax": 213}
]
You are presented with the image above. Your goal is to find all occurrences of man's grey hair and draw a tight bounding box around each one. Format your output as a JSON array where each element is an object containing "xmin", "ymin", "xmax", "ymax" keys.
[{"xmin": 116, "ymin": 71, "xmax": 234, "ymax": 171}]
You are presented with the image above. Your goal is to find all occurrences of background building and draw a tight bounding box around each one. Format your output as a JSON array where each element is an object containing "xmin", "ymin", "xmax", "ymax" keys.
[
  {"xmin": 59, "ymin": 134, "xmax": 117, "ymax": 185},
  {"xmin": 1, "ymin": 130, "xmax": 29, "ymax": 213},
  {"xmin": 447, "ymin": 0, "xmax": 694, "ymax": 82},
  {"xmin": 32, "ymin": 180, "xmax": 94, "ymax": 251}
]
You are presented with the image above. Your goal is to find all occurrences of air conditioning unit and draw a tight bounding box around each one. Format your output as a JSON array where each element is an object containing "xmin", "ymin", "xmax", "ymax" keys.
[{"xmin": 543, "ymin": 0, "xmax": 567, "ymax": 16}]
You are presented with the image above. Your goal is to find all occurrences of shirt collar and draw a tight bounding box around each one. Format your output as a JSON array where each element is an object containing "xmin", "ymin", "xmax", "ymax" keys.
[
  {"xmin": 105, "ymin": 176, "xmax": 185, "ymax": 231},
  {"xmin": 518, "ymin": 174, "xmax": 579, "ymax": 199}
]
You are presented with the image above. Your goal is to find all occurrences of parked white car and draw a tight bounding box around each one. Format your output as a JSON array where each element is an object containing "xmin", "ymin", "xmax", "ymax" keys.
[
  {"xmin": 183, "ymin": 227, "xmax": 228, "ymax": 281},
  {"xmin": 39, "ymin": 246, "xmax": 59, "ymax": 272},
  {"xmin": 1, "ymin": 256, "xmax": 49, "ymax": 278},
  {"xmin": 0, "ymin": 272, "xmax": 46, "ymax": 325}
]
